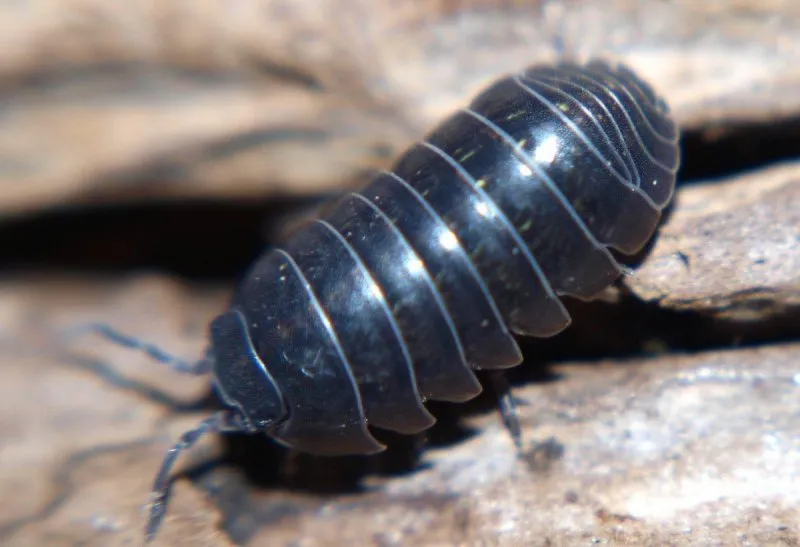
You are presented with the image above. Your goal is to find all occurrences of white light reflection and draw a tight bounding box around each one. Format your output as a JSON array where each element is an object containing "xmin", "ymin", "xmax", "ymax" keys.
[
  {"xmin": 474, "ymin": 200, "xmax": 491, "ymax": 218},
  {"xmin": 517, "ymin": 163, "xmax": 533, "ymax": 177},
  {"xmin": 369, "ymin": 280, "xmax": 384, "ymax": 301},
  {"xmin": 406, "ymin": 255, "xmax": 425, "ymax": 275},
  {"xmin": 438, "ymin": 228, "xmax": 459, "ymax": 251},
  {"xmin": 533, "ymin": 134, "xmax": 559, "ymax": 164}
]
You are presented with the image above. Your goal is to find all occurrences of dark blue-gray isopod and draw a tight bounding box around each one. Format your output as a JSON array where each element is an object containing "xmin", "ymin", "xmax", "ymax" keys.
[{"xmin": 81, "ymin": 59, "xmax": 680, "ymax": 540}]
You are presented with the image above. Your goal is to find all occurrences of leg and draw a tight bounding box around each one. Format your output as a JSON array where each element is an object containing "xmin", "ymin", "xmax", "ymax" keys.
[
  {"xmin": 145, "ymin": 411, "xmax": 252, "ymax": 542},
  {"xmin": 62, "ymin": 322, "xmax": 212, "ymax": 375},
  {"xmin": 488, "ymin": 372, "xmax": 523, "ymax": 451}
]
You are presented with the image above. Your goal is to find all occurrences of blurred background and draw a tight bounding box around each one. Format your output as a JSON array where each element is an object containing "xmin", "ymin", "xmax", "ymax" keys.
[{"xmin": 0, "ymin": 1, "xmax": 799, "ymax": 546}]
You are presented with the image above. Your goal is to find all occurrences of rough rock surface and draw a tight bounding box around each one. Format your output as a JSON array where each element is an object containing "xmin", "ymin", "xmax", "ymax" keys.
[
  {"xmin": 0, "ymin": 0, "xmax": 799, "ymax": 216},
  {"xmin": 0, "ymin": 2, "xmax": 799, "ymax": 547},
  {"xmin": 624, "ymin": 161, "xmax": 800, "ymax": 321}
]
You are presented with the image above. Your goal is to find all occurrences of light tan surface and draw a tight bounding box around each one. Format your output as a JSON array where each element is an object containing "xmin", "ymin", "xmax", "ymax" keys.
[
  {"xmin": 0, "ymin": 0, "xmax": 799, "ymax": 216},
  {"xmin": 625, "ymin": 162, "xmax": 800, "ymax": 320}
]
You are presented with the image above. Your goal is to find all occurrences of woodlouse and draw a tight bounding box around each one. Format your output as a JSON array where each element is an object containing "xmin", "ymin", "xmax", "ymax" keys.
[{"xmin": 80, "ymin": 59, "xmax": 680, "ymax": 540}]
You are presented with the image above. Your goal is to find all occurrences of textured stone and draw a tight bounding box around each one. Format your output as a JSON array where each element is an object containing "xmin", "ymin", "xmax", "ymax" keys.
[
  {"xmin": 624, "ymin": 161, "xmax": 800, "ymax": 320},
  {"xmin": 0, "ymin": 0, "xmax": 799, "ymax": 216}
]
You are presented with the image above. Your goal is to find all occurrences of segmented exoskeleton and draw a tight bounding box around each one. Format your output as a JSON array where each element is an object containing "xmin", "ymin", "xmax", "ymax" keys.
[{"xmin": 79, "ymin": 59, "xmax": 680, "ymax": 541}]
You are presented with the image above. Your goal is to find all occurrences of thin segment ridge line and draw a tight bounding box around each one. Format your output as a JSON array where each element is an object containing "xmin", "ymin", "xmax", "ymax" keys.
[
  {"xmin": 534, "ymin": 68, "xmax": 673, "ymax": 196},
  {"xmin": 382, "ymin": 169, "xmax": 513, "ymax": 341},
  {"xmin": 274, "ymin": 248, "xmax": 373, "ymax": 436},
  {"xmin": 512, "ymin": 74, "xmax": 660, "ymax": 211},
  {"xmin": 462, "ymin": 106, "xmax": 622, "ymax": 269},
  {"xmin": 556, "ymin": 67, "xmax": 677, "ymax": 176},
  {"xmin": 566, "ymin": 64, "xmax": 678, "ymax": 146},
  {"xmin": 350, "ymin": 190, "xmax": 472, "ymax": 377},
  {"xmin": 526, "ymin": 71, "xmax": 644, "ymax": 189},
  {"xmin": 591, "ymin": 66, "xmax": 680, "ymax": 146},
  {"xmin": 220, "ymin": 307, "xmax": 282, "ymax": 424},
  {"xmin": 520, "ymin": 72, "xmax": 637, "ymax": 188},
  {"xmin": 419, "ymin": 139, "xmax": 565, "ymax": 310},
  {"xmin": 572, "ymin": 66, "xmax": 679, "ymax": 208},
  {"xmin": 313, "ymin": 217, "xmax": 431, "ymax": 417}
]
